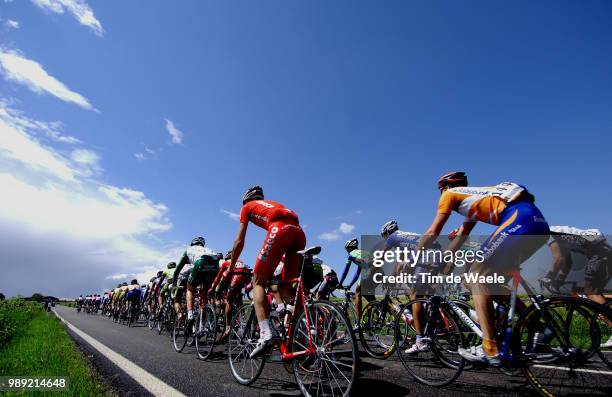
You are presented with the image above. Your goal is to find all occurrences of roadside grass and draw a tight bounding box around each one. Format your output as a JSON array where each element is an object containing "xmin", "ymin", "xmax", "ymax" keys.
[{"xmin": 0, "ymin": 300, "xmax": 110, "ymax": 396}]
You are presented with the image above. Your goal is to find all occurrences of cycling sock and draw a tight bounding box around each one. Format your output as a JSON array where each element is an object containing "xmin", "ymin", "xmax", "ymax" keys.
[
  {"xmin": 187, "ymin": 310, "xmax": 193, "ymax": 320},
  {"xmin": 483, "ymin": 338, "xmax": 498, "ymax": 356},
  {"xmin": 259, "ymin": 320, "xmax": 271, "ymax": 340}
]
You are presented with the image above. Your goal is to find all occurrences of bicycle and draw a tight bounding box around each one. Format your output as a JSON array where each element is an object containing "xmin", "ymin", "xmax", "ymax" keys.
[
  {"xmin": 394, "ymin": 268, "xmax": 612, "ymax": 395},
  {"xmin": 227, "ymin": 246, "xmax": 358, "ymax": 397},
  {"xmin": 359, "ymin": 286, "xmax": 412, "ymax": 359}
]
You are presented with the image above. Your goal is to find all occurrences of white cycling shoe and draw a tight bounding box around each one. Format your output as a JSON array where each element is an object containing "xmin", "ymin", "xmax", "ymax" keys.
[
  {"xmin": 458, "ymin": 345, "xmax": 501, "ymax": 367},
  {"xmin": 404, "ymin": 338, "xmax": 431, "ymax": 354},
  {"xmin": 601, "ymin": 335, "xmax": 612, "ymax": 349},
  {"xmin": 249, "ymin": 335, "xmax": 276, "ymax": 359}
]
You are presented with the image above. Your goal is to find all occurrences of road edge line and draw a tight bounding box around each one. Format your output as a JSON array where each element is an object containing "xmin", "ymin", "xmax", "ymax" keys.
[{"xmin": 53, "ymin": 309, "xmax": 186, "ymax": 397}]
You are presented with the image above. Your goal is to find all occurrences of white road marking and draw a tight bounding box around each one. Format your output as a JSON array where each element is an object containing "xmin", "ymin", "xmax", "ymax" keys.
[
  {"xmin": 533, "ymin": 364, "xmax": 612, "ymax": 376},
  {"xmin": 53, "ymin": 309, "xmax": 186, "ymax": 397}
]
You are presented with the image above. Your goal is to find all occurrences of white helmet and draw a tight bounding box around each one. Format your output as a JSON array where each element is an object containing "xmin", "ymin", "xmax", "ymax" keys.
[{"xmin": 381, "ymin": 220, "xmax": 399, "ymax": 237}]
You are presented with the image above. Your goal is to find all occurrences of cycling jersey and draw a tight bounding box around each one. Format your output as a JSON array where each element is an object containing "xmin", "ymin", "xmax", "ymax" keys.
[
  {"xmin": 548, "ymin": 226, "xmax": 607, "ymax": 253},
  {"xmin": 548, "ymin": 225, "xmax": 611, "ymax": 291},
  {"xmin": 239, "ymin": 200, "xmax": 299, "ymax": 229},
  {"xmin": 239, "ymin": 200, "xmax": 305, "ymax": 279},
  {"xmin": 438, "ymin": 182, "xmax": 527, "ymax": 225}
]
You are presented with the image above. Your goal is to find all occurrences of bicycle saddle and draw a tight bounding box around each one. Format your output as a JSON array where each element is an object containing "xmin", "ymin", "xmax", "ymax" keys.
[{"xmin": 297, "ymin": 246, "xmax": 321, "ymax": 256}]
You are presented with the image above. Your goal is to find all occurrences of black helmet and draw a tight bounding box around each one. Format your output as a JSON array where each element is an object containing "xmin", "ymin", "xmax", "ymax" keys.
[
  {"xmin": 156, "ymin": 270, "xmax": 163, "ymax": 278},
  {"xmin": 345, "ymin": 238, "xmax": 359, "ymax": 252},
  {"xmin": 190, "ymin": 236, "xmax": 205, "ymax": 246},
  {"xmin": 167, "ymin": 261, "xmax": 176, "ymax": 269},
  {"xmin": 381, "ymin": 220, "xmax": 399, "ymax": 237},
  {"xmin": 131, "ymin": 279, "xmax": 138, "ymax": 285},
  {"xmin": 121, "ymin": 282, "xmax": 128, "ymax": 286},
  {"xmin": 242, "ymin": 185, "xmax": 264, "ymax": 203},
  {"xmin": 225, "ymin": 251, "xmax": 232, "ymax": 260},
  {"xmin": 438, "ymin": 171, "xmax": 468, "ymax": 191},
  {"xmin": 141, "ymin": 284, "xmax": 147, "ymax": 288}
]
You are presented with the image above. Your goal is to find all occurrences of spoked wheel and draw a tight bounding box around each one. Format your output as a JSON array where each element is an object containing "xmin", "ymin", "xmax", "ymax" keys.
[
  {"xmin": 157, "ymin": 308, "xmax": 165, "ymax": 334},
  {"xmin": 513, "ymin": 297, "xmax": 612, "ymax": 397},
  {"xmin": 359, "ymin": 300, "xmax": 398, "ymax": 359},
  {"xmin": 215, "ymin": 305, "xmax": 227, "ymax": 343},
  {"xmin": 395, "ymin": 299, "xmax": 465, "ymax": 387},
  {"xmin": 195, "ymin": 304, "xmax": 217, "ymax": 360},
  {"xmin": 228, "ymin": 304, "xmax": 265, "ymax": 385},
  {"xmin": 292, "ymin": 300, "xmax": 358, "ymax": 397},
  {"xmin": 173, "ymin": 312, "xmax": 188, "ymax": 352}
]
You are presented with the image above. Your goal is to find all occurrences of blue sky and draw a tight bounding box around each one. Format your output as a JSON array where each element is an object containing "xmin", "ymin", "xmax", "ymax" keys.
[{"xmin": 1, "ymin": 1, "xmax": 611, "ymax": 296}]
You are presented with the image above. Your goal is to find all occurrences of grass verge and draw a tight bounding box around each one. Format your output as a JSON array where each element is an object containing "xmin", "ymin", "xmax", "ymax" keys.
[{"xmin": 0, "ymin": 300, "xmax": 110, "ymax": 396}]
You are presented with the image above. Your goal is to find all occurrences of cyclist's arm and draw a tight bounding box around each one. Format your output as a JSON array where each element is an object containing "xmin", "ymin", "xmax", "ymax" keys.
[
  {"xmin": 338, "ymin": 258, "xmax": 352, "ymax": 285},
  {"xmin": 347, "ymin": 266, "xmax": 361, "ymax": 288},
  {"xmin": 418, "ymin": 212, "xmax": 452, "ymax": 252},
  {"xmin": 549, "ymin": 240, "xmax": 571, "ymax": 277},
  {"xmin": 229, "ymin": 222, "xmax": 248, "ymax": 271},
  {"xmin": 442, "ymin": 220, "xmax": 476, "ymax": 274},
  {"xmin": 209, "ymin": 267, "xmax": 225, "ymax": 292},
  {"xmin": 172, "ymin": 253, "xmax": 188, "ymax": 285}
]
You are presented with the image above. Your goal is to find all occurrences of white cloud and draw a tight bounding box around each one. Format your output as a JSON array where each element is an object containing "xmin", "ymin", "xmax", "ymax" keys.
[
  {"xmin": 0, "ymin": 104, "xmax": 179, "ymax": 296},
  {"xmin": 319, "ymin": 222, "xmax": 356, "ymax": 242},
  {"xmin": 0, "ymin": 115, "xmax": 78, "ymax": 181},
  {"xmin": 339, "ymin": 222, "xmax": 355, "ymax": 234},
  {"xmin": 0, "ymin": 99, "xmax": 80, "ymax": 144},
  {"xmin": 0, "ymin": 50, "xmax": 95, "ymax": 110},
  {"xmin": 31, "ymin": 0, "xmax": 104, "ymax": 36},
  {"xmin": 71, "ymin": 148, "xmax": 101, "ymax": 176},
  {"xmin": 5, "ymin": 19, "xmax": 19, "ymax": 30},
  {"xmin": 165, "ymin": 119, "xmax": 184, "ymax": 144},
  {"xmin": 221, "ymin": 209, "xmax": 240, "ymax": 221},
  {"xmin": 134, "ymin": 152, "xmax": 146, "ymax": 161},
  {"xmin": 319, "ymin": 232, "xmax": 340, "ymax": 241}
]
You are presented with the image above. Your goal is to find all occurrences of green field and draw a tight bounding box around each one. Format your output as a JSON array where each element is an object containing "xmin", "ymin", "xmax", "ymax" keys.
[{"xmin": 0, "ymin": 299, "xmax": 110, "ymax": 396}]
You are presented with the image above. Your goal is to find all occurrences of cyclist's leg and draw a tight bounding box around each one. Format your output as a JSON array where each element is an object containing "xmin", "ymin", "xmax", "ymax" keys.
[
  {"xmin": 277, "ymin": 224, "xmax": 306, "ymax": 307},
  {"xmin": 466, "ymin": 201, "xmax": 548, "ymax": 361}
]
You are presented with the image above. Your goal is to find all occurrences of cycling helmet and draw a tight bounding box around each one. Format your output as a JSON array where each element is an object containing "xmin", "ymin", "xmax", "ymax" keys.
[
  {"xmin": 225, "ymin": 251, "xmax": 232, "ymax": 260},
  {"xmin": 242, "ymin": 185, "xmax": 264, "ymax": 203},
  {"xmin": 190, "ymin": 236, "xmax": 205, "ymax": 247},
  {"xmin": 149, "ymin": 277, "xmax": 156, "ymax": 282},
  {"xmin": 312, "ymin": 256, "xmax": 323, "ymax": 265},
  {"xmin": 141, "ymin": 284, "xmax": 147, "ymax": 288},
  {"xmin": 345, "ymin": 238, "xmax": 359, "ymax": 252},
  {"xmin": 437, "ymin": 171, "xmax": 468, "ymax": 191},
  {"xmin": 167, "ymin": 261, "xmax": 176, "ymax": 269},
  {"xmin": 130, "ymin": 279, "xmax": 138, "ymax": 285},
  {"xmin": 156, "ymin": 270, "xmax": 163, "ymax": 278},
  {"xmin": 381, "ymin": 220, "xmax": 399, "ymax": 237},
  {"xmin": 121, "ymin": 282, "xmax": 128, "ymax": 286}
]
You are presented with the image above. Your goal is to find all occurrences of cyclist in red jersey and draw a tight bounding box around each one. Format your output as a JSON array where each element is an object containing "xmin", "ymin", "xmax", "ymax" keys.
[
  {"xmin": 208, "ymin": 251, "xmax": 252, "ymax": 340},
  {"xmin": 227, "ymin": 186, "xmax": 306, "ymax": 358}
]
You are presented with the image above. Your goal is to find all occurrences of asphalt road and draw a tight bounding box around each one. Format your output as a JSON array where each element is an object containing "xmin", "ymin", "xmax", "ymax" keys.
[{"xmin": 54, "ymin": 305, "xmax": 543, "ymax": 397}]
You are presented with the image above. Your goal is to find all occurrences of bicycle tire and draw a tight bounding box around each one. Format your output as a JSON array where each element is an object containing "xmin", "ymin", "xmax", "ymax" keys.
[
  {"xmin": 394, "ymin": 298, "xmax": 465, "ymax": 387},
  {"xmin": 512, "ymin": 296, "xmax": 612, "ymax": 397},
  {"xmin": 228, "ymin": 304, "xmax": 266, "ymax": 385},
  {"xmin": 195, "ymin": 304, "xmax": 217, "ymax": 360},
  {"xmin": 293, "ymin": 300, "xmax": 358, "ymax": 397}
]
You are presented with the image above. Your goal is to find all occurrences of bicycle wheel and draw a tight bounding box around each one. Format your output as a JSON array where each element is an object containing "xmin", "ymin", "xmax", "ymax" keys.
[
  {"xmin": 195, "ymin": 304, "xmax": 217, "ymax": 360},
  {"xmin": 228, "ymin": 304, "xmax": 265, "ymax": 385},
  {"xmin": 395, "ymin": 298, "xmax": 465, "ymax": 387},
  {"xmin": 359, "ymin": 300, "xmax": 397, "ymax": 359},
  {"xmin": 292, "ymin": 300, "xmax": 358, "ymax": 397},
  {"xmin": 215, "ymin": 305, "xmax": 227, "ymax": 343},
  {"xmin": 513, "ymin": 297, "xmax": 612, "ymax": 397},
  {"xmin": 173, "ymin": 312, "xmax": 188, "ymax": 352}
]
